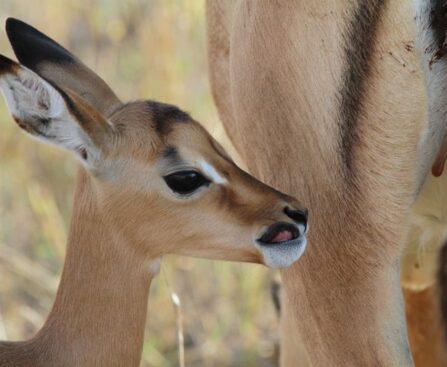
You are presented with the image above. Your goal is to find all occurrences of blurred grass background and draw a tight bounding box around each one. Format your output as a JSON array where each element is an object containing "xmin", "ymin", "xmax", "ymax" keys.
[{"xmin": 0, "ymin": 1, "xmax": 280, "ymax": 366}]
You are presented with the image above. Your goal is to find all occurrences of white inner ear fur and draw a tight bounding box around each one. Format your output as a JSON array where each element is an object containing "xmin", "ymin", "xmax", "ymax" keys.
[
  {"xmin": 0, "ymin": 67, "xmax": 98, "ymax": 163},
  {"xmin": 198, "ymin": 159, "xmax": 227, "ymax": 184},
  {"xmin": 0, "ymin": 71, "xmax": 63, "ymax": 120}
]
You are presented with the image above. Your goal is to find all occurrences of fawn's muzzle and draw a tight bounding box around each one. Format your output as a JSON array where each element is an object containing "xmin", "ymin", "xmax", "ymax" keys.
[{"xmin": 255, "ymin": 207, "xmax": 308, "ymax": 268}]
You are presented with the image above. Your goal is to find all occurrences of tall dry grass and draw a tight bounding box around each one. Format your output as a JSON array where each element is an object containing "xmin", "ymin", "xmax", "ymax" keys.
[{"xmin": 0, "ymin": 1, "xmax": 280, "ymax": 366}]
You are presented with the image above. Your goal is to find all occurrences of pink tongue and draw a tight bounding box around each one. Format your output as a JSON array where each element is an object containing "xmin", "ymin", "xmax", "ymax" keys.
[{"xmin": 271, "ymin": 229, "xmax": 293, "ymax": 243}]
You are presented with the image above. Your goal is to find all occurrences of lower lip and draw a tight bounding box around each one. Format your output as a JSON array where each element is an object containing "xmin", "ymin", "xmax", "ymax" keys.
[{"xmin": 254, "ymin": 236, "xmax": 307, "ymax": 268}]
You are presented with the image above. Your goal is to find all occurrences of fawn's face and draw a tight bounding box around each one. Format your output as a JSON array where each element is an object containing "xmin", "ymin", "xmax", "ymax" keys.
[{"xmin": 0, "ymin": 18, "xmax": 308, "ymax": 268}]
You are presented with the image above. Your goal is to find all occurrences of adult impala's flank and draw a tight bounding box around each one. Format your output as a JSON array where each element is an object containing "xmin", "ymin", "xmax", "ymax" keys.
[
  {"xmin": 0, "ymin": 18, "xmax": 308, "ymax": 367},
  {"xmin": 207, "ymin": 1, "xmax": 447, "ymax": 366}
]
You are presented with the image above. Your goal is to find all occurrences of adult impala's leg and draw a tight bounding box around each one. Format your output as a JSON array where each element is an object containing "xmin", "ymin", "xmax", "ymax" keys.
[
  {"xmin": 404, "ymin": 286, "xmax": 447, "ymax": 367},
  {"xmin": 206, "ymin": 1, "xmax": 239, "ymax": 144},
  {"xmin": 207, "ymin": 1, "xmax": 425, "ymax": 365},
  {"xmin": 402, "ymin": 1, "xmax": 447, "ymax": 364},
  {"xmin": 401, "ymin": 175, "xmax": 447, "ymax": 367}
]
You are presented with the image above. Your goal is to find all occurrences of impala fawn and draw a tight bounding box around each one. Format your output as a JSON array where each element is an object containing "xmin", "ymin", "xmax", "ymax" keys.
[{"xmin": 0, "ymin": 18, "xmax": 308, "ymax": 367}]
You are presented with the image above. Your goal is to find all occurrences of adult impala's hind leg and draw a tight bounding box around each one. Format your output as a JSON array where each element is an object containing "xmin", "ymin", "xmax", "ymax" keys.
[
  {"xmin": 206, "ymin": 1, "xmax": 237, "ymax": 141},
  {"xmin": 406, "ymin": 1, "xmax": 447, "ymax": 364},
  {"xmin": 401, "ymin": 210, "xmax": 447, "ymax": 366},
  {"xmin": 404, "ymin": 286, "xmax": 447, "ymax": 367}
]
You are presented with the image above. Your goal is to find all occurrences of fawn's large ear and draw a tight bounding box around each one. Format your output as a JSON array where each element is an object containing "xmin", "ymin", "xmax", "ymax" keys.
[
  {"xmin": 0, "ymin": 55, "xmax": 111, "ymax": 164},
  {"xmin": 6, "ymin": 18, "xmax": 121, "ymax": 117}
]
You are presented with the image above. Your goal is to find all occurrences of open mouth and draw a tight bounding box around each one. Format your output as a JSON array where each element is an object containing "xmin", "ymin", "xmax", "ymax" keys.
[
  {"xmin": 258, "ymin": 222, "xmax": 300, "ymax": 245},
  {"xmin": 256, "ymin": 222, "xmax": 307, "ymax": 268}
]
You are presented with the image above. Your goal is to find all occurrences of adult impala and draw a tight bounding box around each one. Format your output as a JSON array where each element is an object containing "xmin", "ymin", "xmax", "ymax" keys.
[
  {"xmin": 0, "ymin": 18, "xmax": 309, "ymax": 367},
  {"xmin": 207, "ymin": 1, "xmax": 447, "ymax": 366}
]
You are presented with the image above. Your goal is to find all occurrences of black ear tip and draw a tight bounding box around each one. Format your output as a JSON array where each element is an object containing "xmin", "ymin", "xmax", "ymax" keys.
[
  {"xmin": 5, "ymin": 17, "xmax": 19, "ymax": 27},
  {"xmin": 5, "ymin": 17, "xmax": 75, "ymax": 70},
  {"xmin": 6, "ymin": 17, "xmax": 23, "ymax": 34},
  {"xmin": 6, "ymin": 18, "xmax": 36, "ymax": 39}
]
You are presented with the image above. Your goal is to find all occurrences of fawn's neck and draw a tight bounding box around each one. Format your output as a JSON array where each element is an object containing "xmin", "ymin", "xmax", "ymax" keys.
[{"xmin": 0, "ymin": 169, "xmax": 157, "ymax": 367}]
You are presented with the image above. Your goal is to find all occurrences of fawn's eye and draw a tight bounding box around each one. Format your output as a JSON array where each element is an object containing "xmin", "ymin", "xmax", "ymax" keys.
[{"xmin": 163, "ymin": 170, "xmax": 210, "ymax": 195}]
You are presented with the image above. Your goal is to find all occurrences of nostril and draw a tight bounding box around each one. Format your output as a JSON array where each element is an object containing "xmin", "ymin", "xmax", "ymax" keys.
[{"xmin": 284, "ymin": 207, "xmax": 308, "ymax": 229}]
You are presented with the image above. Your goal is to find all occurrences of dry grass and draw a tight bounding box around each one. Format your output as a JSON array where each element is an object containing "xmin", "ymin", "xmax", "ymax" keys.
[{"xmin": 0, "ymin": 1, "xmax": 280, "ymax": 366}]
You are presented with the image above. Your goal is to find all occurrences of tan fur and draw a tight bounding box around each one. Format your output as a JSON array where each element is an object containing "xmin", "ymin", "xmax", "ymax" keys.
[
  {"xmin": 404, "ymin": 286, "xmax": 447, "ymax": 367},
  {"xmin": 206, "ymin": 0, "xmax": 447, "ymax": 365},
  {"xmin": 277, "ymin": 280, "xmax": 447, "ymax": 367},
  {"xmin": 0, "ymin": 21, "xmax": 309, "ymax": 366}
]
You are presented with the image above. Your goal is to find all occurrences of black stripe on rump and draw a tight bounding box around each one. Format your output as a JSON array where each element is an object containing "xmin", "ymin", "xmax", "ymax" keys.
[{"xmin": 339, "ymin": 1, "xmax": 387, "ymax": 173}]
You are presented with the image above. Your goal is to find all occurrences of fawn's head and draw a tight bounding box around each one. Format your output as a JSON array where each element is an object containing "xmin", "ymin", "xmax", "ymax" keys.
[{"xmin": 0, "ymin": 18, "xmax": 308, "ymax": 268}]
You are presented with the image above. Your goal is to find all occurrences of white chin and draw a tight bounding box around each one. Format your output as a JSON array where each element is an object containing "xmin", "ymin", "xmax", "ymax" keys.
[{"xmin": 256, "ymin": 237, "xmax": 307, "ymax": 268}]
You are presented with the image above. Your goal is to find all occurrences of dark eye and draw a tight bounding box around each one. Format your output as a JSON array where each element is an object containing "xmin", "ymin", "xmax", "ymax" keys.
[{"xmin": 163, "ymin": 170, "xmax": 210, "ymax": 195}]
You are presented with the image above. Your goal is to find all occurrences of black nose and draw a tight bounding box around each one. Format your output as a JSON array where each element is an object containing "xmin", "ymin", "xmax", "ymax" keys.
[{"xmin": 284, "ymin": 207, "xmax": 308, "ymax": 232}]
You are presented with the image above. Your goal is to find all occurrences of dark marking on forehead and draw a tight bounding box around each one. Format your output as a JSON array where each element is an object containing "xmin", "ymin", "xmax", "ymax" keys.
[
  {"xmin": 162, "ymin": 146, "xmax": 178, "ymax": 158},
  {"xmin": 146, "ymin": 100, "xmax": 190, "ymax": 135},
  {"xmin": 161, "ymin": 145, "xmax": 184, "ymax": 165}
]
